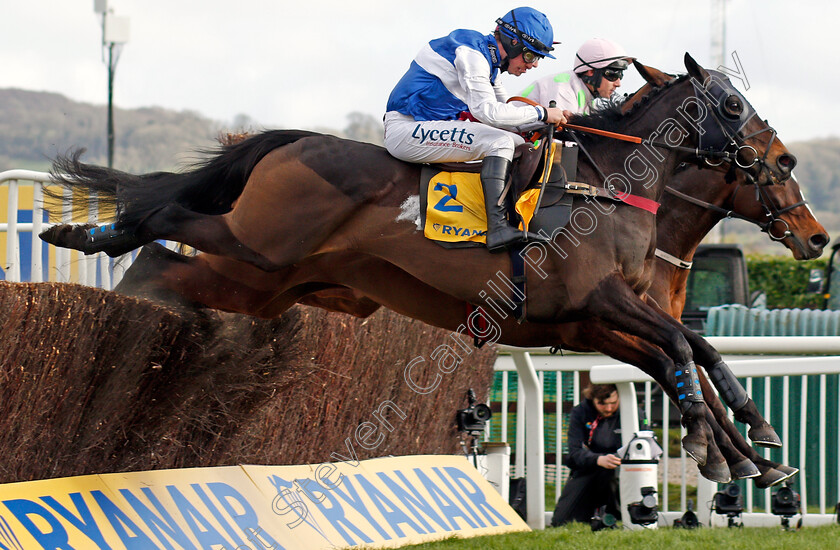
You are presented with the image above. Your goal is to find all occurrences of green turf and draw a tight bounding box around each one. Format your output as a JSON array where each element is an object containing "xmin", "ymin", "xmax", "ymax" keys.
[{"xmin": 395, "ymin": 522, "xmax": 840, "ymax": 549}]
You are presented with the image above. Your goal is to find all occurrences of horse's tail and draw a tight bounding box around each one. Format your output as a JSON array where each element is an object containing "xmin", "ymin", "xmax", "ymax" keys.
[{"xmin": 48, "ymin": 129, "xmax": 319, "ymax": 227}]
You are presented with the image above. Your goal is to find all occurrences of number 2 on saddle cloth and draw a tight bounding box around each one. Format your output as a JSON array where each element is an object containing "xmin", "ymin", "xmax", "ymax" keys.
[{"xmin": 418, "ymin": 137, "xmax": 574, "ymax": 249}]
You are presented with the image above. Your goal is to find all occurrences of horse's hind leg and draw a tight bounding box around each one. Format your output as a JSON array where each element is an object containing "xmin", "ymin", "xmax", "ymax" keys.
[
  {"xmin": 41, "ymin": 202, "xmax": 282, "ymax": 272},
  {"xmin": 115, "ymin": 243, "xmax": 288, "ymax": 316},
  {"xmin": 137, "ymin": 203, "xmax": 283, "ymax": 272}
]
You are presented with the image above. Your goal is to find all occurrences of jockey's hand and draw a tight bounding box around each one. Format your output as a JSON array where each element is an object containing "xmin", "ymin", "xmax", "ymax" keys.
[{"xmin": 544, "ymin": 107, "xmax": 567, "ymax": 126}]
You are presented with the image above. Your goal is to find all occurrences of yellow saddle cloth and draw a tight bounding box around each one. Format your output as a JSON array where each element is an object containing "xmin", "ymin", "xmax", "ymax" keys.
[{"xmin": 421, "ymin": 170, "xmax": 541, "ymax": 246}]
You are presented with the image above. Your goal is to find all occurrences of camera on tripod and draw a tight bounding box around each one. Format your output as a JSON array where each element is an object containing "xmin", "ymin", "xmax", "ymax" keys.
[
  {"xmin": 673, "ymin": 499, "xmax": 700, "ymax": 529},
  {"xmin": 771, "ymin": 481, "xmax": 801, "ymax": 529},
  {"xmin": 456, "ymin": 389, "xmax": 492, "ymax": 435},
  {"xmin": 713, "ymin": 482, "xmax": 744, "ymax": 527},
  {"xmin": 627, "ymin": 486, "xmax": 659, "ymax": 526}
]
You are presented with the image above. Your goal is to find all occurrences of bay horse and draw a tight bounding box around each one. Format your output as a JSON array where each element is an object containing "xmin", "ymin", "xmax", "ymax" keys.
[
  {"xmin": 289, "ymin": 62, "xmax": 828, "ymax": 485},
  {"xmin": 41, "ymin": 54, "xmax": 814, "ymax": 483},
  {"xmin": 275, "ymin": 62, "xmax": 828, "ymax": 486}
]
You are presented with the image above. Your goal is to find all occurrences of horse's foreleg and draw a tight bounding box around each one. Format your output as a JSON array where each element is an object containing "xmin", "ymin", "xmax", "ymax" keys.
[
  {"xmin": 586, "ymin": 276, "xmax": 712, "ymax": 465},
  {"xmin": 646, "ymin": 301, "xmax": 782, "ymax": 448},
  {"xmin": 696, "ymin": 370, "xmax": 797, "ymax": 487},
  {"xmin": 572, "ymin": 323, "xmax": 737, "ymax": 481}
]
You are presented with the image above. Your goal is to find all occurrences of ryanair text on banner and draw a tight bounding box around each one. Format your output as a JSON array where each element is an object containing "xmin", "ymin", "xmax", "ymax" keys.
[{"xmin": 0, "ymin": 455, "xmax": 528, "ymax": 549}]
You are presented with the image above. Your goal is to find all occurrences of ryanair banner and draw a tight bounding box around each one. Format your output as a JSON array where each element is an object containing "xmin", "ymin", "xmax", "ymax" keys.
[{"xmin": 0, "ymin": 455, "xmax": 527, "ymax": 549}]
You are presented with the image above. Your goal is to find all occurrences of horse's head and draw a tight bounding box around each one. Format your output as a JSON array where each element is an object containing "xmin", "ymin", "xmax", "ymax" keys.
[
  {"xmin": 683, "ymin": 54, "xmax": 828, "ymax": 258},
  {"xmin": 727, "ymin": 172, "xmax": 829, "ymax": 259},
  {"xmin": 683, "ymin": 53, "xmax": 795, "ymax": 187},
  {"xmin": 624, "ymin": 57, "xmax": 828, "ymax": 259}
]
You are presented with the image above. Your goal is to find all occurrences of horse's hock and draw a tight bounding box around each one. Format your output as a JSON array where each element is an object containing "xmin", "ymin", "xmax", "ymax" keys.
[{"xmin": 0, "ymin": 281, "xmax": 496, "ymax": 483}]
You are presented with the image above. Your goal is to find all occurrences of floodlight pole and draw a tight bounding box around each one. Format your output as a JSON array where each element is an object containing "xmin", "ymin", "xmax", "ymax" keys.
[
  {"xmin": 96, "ymin": 1, "xmax": 129, "ymax": 169},
  {"xmin": 107, "ymin": 42, "xmax": 116, "ymax": 169}
]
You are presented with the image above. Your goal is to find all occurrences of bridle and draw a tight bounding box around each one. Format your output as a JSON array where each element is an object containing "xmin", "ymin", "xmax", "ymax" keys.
[
  {"xmin": 655, "ymin": 176, "xmax": 806, "ymax": 270},
  {"xmin": 663, "ymin": 179, "xmax": 805, "ymax": 242},
  {"xmin": 655, "ymin": 71, "xmax": 805, "ymax": 248},
  {"xmin": 549, "ymin": 71, "xmax": 805, "ymax": 266},
  {"xmin": 689, "ymin": 69, "xmax": 796, "ymax": 187}
]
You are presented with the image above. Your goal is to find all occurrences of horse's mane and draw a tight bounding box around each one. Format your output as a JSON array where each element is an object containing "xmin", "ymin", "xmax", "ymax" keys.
[{"xmin": 563, "ymin": 73, "xmax": 689, "ymax": 144}]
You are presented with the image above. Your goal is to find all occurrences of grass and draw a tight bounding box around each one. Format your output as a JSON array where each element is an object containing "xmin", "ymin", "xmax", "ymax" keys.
[
  {"xmin": 397, "ymin": 522, "xmax": 840, "ymax": 549},
  {"xmin": 544, "ymin": 482, "xmax": 697, "ymax": 513}
]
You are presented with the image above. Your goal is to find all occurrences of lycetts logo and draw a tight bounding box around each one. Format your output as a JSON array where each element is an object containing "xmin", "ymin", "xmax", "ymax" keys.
[{"xmin": 411, "ymin": 125, "xmax": 475, "ymax": 145}]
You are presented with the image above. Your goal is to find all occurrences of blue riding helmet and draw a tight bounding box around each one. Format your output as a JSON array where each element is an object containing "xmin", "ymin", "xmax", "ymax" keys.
[{"xmin": 496, "ymin": 7, "xmax": 556, "ymax": 59}]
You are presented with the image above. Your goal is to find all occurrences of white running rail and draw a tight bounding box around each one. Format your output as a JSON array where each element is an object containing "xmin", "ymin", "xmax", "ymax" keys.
[{"xmin": 495, "ymin": 340, "xmax": 840, "ymax": 529}]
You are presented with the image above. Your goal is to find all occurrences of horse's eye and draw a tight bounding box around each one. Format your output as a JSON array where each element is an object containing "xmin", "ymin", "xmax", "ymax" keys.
[{"xmin": 722, "ymin": 95, "xmax": 743, "ymax": 119}]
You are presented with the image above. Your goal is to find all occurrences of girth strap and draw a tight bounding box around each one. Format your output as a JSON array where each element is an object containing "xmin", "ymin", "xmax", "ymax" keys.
[{"xmin": 509, "ymin": 246, "xmax": 527, "ymax": 322}]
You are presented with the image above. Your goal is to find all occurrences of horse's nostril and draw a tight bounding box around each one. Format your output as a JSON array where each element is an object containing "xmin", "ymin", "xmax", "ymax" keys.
[
  {"xmin": 809, "ymin": 233, "xmax": 829, "ymax": 251},
  {"xmin": 778, "ymin": 154, "xmax": 796, "ymax": 172}
]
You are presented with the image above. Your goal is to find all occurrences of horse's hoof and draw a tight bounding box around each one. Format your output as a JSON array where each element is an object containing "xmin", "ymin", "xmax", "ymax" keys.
[
  {"xmin": 699, "ymin": 460, "xmax": 731, "ymax": 483},
  {"xmin": 775, "ymin": 464, "xmax": 799, "ymax": 478},
  {"xmin": 730, "ymin": 458, "xmax": 761, "ymax": 480},
  {"xmin": 39, "ymin": 223, "xmax": 95, "ymax": 250},
  {"xmin": 748, "ymin": 423, "xmax": 783, "ymax": 448},
  {"xmin": 754, "ymin": 466, "xmax": 798, "ymax": 489},
  {"xmin": 682, "ymin": 435, "xmax": 707, "ymax": 466}
]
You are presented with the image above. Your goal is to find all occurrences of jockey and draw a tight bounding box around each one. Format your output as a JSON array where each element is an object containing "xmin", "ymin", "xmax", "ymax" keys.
[
  {"xmin": 384, "ymin": 7, "xmax": 569, "ymax": 253},
  {"xmin": 520, "ymin": 38, "xmax": 635, "ymax": 113}
]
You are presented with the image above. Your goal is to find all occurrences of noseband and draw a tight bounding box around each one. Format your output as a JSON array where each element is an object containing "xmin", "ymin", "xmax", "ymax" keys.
[{"xmin": 694, "ymin": 70, "xmax": 792, "ymax": 187}]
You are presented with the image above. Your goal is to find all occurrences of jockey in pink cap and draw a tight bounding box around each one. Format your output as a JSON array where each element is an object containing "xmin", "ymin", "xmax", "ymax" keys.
[{"xmin": 520, "ymin": 38, "xmax": 635, "ymax": 113}]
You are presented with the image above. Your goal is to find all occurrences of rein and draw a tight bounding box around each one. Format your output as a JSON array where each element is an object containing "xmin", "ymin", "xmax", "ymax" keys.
[{"xmin": 664, "ymin": 184, "xmax": 804, "ymax": 241}]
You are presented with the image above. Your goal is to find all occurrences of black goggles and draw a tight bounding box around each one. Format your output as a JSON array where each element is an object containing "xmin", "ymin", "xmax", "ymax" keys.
[
  {"xmin": 602, "ymin": 68, "xmax": 624, "ymax": 82},
  {"xmin": 522, "ymin": 49, "xmax": 544, "ymax": 64}
]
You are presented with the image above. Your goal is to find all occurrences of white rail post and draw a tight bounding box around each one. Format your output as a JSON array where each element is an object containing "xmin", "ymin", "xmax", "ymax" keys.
[
  {"xmin": 510, "ymin": 350, "xmax": 545, "ymax": 530},
  {"xmin": 31, "ymin": 183, "xmax": 44, "ymax": 282},
  {"xmin": 6, "ymin": 179, "xmax": 20, "ymax": 281}
]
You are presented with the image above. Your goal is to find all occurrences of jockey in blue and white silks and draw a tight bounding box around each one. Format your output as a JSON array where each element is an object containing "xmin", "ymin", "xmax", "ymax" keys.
[
  {"xmin": 384, "ymin": 7, "xmax": 569, "ymax": 252},
  {"xmin": 387, "ymin": 30, "xmax": 543, "ymax": 129}
]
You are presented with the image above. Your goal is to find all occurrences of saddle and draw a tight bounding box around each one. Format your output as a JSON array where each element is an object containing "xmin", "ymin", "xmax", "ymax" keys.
[{"xmin": 420, "ymin": 138, "xmax": 579, "ymax": 248}]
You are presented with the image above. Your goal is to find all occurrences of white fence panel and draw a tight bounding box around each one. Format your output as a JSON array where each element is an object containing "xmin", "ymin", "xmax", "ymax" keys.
[
  {"xmin": 0, "ymin": 169, "xmax": 176, "ymax": 289},
  {"xmin": 494, "ymin": 341, "xmax": 840, "ymax": 529}
]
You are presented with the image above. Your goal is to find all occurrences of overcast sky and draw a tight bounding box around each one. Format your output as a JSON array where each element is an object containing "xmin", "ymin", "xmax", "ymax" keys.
[{"xmin": 3, "ymin": 1, "xmax": 838, "ymax": 142}]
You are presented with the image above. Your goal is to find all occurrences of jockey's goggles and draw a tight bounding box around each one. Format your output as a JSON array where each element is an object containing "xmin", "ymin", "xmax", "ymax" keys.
[
  {"xmin": 602, "ymin": 68, "xmax": 624, "ymax": 82},
  {"xmin": 522, "ymin": 49, "xmax": 544, "ymax": 64}
]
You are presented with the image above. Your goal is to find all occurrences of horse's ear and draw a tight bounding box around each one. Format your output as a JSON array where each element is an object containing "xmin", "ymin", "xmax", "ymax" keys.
[
  {"xmin": 634, "ymin": 60, "xmax": 674, "ymax": 87},
  {"xmin": 684, "ymin": 52, "xmax": 709, "ymax": 82}
]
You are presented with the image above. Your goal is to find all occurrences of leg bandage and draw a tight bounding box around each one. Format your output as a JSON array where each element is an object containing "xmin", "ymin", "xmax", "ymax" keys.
[
  {"xmin": 675, "ymin": 362, "xmax": 704, "ymax": 412},
  {"xmin": 708, "ymin": 361, "xmax": 749, "ymax": 411}
]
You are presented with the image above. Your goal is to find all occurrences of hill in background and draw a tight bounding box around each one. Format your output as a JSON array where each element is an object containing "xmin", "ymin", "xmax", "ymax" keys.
[
  {"xmin": 1, "ymin": 88, "xmax": 837, "ymax": 253},
  {"xmin": 0, "ymin": 88, "xmax": 383, "ymax": 173}
]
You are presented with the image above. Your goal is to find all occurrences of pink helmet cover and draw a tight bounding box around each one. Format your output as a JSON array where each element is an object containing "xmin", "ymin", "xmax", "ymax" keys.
[{"xmin": 574, "ymin": 38, "xmax": 635, "ymax": 72}]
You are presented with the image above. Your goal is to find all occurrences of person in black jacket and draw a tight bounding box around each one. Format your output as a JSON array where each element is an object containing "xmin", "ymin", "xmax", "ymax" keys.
[{"xmin": 551, "ymin": 383, "xmax": 622, "ymax": 526}]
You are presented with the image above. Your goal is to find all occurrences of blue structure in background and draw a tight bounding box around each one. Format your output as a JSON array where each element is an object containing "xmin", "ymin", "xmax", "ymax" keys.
[{"xmin": 6, "ymin": 209, "xmax": 50, "ymax": 282}]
